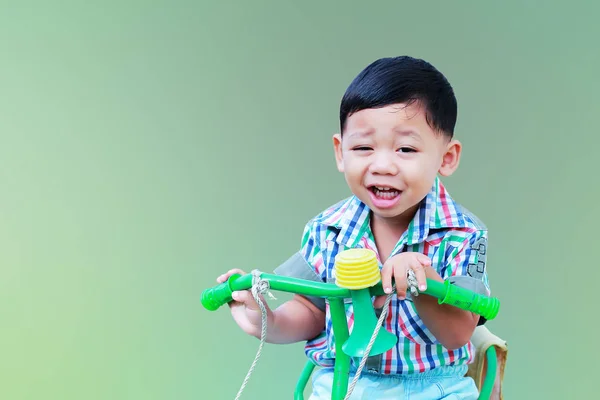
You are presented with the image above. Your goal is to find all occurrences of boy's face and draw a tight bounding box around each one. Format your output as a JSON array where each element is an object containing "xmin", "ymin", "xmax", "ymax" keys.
[{"xmin": 333, "ymin": 103, "xmax": 461, "ymax": 227}]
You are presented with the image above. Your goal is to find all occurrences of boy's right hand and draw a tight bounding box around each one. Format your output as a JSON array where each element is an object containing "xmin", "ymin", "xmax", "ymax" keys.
[{"xmin": 216, "ymin": 269, "xmax": 274, "ymax": 337}]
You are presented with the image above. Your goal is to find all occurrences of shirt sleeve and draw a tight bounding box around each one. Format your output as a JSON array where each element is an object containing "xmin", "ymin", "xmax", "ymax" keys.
[
  {"xmin": 272, "ymin": 221, "xmax": 327, "ymax": 312},
  {"xmin": 442, "ymin": 229, "xmax": 491, "ymax": 325},
  {"xmin": 443, "ymin": 230, "xmax": 490, "ymax": 290}
]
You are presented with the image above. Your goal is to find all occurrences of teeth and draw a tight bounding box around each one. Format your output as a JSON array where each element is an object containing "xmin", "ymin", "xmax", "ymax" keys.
[{"xmin": 372, "ymin": 186, "xmax": 400, "ymax": 199}]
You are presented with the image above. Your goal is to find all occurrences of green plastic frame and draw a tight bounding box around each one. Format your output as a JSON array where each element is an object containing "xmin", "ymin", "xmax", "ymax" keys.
[
  {"xmin": 201, "ymin": 272, "xmax": 500, "ymax": 400},
  {"xmin": 293, "ymin": 346, "xmax": 497, "ymax": 399}
]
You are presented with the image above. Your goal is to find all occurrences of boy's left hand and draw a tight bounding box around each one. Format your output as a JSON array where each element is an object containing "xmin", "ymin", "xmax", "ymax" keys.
[{"xmin": 374, "ymin": 252, "xmax": 431, "ymax": 308}]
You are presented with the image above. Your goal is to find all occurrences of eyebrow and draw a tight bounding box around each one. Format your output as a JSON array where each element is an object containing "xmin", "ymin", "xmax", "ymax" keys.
[
  {"xmin": 393, "ymin": 127, "xmax": 421, "ymax": 139},
  {"xmin": 346, "ymin": 129, "xmax": 374, "ymax": 139},
  {"xmin": 346, "ymin": 128, "xmax": 421, "ymax": 140}
]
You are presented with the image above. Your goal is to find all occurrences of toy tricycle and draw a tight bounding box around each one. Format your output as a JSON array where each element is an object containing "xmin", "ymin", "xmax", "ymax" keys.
[{"xmin": 201, "ymin": 249, "xmax": 502, "ymax": 399}]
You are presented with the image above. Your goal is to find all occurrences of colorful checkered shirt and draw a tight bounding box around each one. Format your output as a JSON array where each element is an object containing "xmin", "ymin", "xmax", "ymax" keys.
[{"xmin": 299, "ymin": 177, "xmax": 490, "ymax": 375}]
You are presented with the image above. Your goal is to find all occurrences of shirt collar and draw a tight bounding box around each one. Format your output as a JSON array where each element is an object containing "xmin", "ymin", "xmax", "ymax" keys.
[{"xmin": 327, "ymin": 177, "xmax": 467, "ymax": 248}]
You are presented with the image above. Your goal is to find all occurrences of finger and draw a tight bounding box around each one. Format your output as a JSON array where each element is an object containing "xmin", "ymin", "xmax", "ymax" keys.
[
  {"xmin": 380, "ymin": 264, "xmax": 394, "ymax": 294},
  {"xmin": 373, "ymin": 295, "xmax": 387, "ymax": 309},
  {"xmin": 417, "ymin": 254, "xmax": 432, "ymax": 267},
  {"xmin": 230, "ymin": 290, "xmax": 261, "ymax": 312},
  {"xmin": 217, "ymin": 268, "xmax": 246, "ymax": 283},
  {"xmin": 411, "ymin": 261, "xmax": 428, "ymax": 291},
  {"xmin": 394, "ymin": 263, "xmax": 408, "ymax": 300}
]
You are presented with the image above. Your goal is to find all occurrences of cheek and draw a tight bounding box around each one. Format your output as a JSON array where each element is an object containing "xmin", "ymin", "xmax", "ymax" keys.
[
  {"xmin": 345, "ymin": 168, "xmax": 362, "ymax": 182},
  {"xmin": 343, "ymin": 161, "xmax": 366, "ymax": 183},
  {"xmin": 403, "ymin": 161, "xmax": 438, "ymax": 186}
]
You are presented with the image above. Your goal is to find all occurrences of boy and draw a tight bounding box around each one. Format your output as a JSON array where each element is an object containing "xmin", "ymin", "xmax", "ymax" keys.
[{"xmin": 217, "ymin": 56, "xmax": 490, "ymax": 399}]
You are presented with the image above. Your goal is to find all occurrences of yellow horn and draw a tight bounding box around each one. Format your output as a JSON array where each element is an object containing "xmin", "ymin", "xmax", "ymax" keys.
[{"xmin": 334, "ymin": 249, "xmax": 397, "ymax": 358}]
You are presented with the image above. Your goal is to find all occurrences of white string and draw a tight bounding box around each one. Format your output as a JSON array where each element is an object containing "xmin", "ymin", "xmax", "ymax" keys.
[
  {"xmin": 343, "ymin": 290, "xmax": 393, "ymax": 400},
  {"xmin": 232, "ymin": 269, "xmax": 419, "ymax": 400},
  {"xmin": 233, "ymin": 270, "xmax": 275, "ymax": 400},
  {"xmin": 343, "ymin": 270, "xmax": 420, "ymax": 399}
]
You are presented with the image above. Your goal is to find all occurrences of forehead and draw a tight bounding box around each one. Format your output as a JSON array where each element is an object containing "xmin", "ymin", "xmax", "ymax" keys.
[{"xmin": 344, "ymin": 103, "xmax": 435, "ymax": 139}]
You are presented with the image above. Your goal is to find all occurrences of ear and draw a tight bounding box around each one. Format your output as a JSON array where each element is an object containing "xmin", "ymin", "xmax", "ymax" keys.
[
  {"xmin": 332, "ymin": 133, "xmax": 344, "ymax": 172},
  {"xmin": 438, "ymin": 139, "xmax": 462, "ymax": 176}
]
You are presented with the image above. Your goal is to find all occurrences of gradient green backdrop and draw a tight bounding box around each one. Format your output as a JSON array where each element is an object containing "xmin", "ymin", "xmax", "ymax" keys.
[{"xmin": 2, "ymin": 2, "xmax": 598, "ymax": 399}]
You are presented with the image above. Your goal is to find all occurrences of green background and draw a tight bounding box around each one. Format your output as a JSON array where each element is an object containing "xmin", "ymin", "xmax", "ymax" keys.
[{"xmin": 2, "ymin": 2, "xmax": 598, "ymax": 399}]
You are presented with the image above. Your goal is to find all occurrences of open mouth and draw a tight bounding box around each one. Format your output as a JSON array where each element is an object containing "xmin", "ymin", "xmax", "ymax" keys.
[{"xmin": 369, "ymin": 186, "xmax": 401, "ymax": 199}]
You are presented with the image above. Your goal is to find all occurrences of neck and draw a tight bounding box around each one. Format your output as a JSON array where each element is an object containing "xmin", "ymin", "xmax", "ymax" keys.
[
  {"xmin": 371, "ymin": 203, "xmax": 419, "ymax": 234},
  {"xmin": 371, "ymin": 214, "xmax": 408, "ymax": 238},
  {"xmin": 371, "ymin": 214, "xmax": 408, "ymax": 263},
  {"xmin": 369, "ymin": 209, "xmax": 417, "ymax": 263}
]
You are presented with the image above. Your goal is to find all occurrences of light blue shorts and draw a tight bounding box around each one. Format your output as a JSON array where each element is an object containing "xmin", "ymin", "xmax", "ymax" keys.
[{"xmin": 309, "ymin": 365, "xmax": 478, "ymax": 400}]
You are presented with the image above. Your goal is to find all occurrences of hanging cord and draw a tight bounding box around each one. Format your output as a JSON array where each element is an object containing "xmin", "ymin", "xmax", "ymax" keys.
[
  {"xmin": 233, "ymin": 269, "xmax": 419, "ymax": 400},
  {"xmin": 233, "ymin": 270, "xmax": 276, "ymax": 400},
  {"xmin": 343, "ymin": 270, "xmax": 420, "ymax": 399}
]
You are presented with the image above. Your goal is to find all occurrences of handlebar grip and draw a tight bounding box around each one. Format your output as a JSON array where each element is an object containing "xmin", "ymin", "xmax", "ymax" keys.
[
  {"xmin": 438, "ymin": 280, "xmax": 500, "ymax": 320},
  {"xmin": 201, "ymin": 273, "xmax": 242, "ymax": 311}
]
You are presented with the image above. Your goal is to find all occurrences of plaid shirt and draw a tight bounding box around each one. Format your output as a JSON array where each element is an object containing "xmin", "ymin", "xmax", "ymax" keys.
[{"xmin": 298, "ymin": 177, "xmax": 489, "ymax": 375}]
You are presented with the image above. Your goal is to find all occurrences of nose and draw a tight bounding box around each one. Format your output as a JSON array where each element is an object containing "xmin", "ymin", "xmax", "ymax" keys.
[{"xmin": 369, "ymin": 151, "xmax": 398, "ymax": 175}]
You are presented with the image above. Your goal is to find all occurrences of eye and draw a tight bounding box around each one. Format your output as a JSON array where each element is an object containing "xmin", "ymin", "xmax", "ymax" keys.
[
  {"xmin": 353, "ymin": 146, "xmax": 373, "ymax": 151},
  {"xmin": 397, "ymin": 147, "xmax": 416, "ymax": 153}
]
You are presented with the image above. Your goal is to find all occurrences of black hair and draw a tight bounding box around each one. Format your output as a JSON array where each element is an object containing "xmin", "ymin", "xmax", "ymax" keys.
[{"xmin": 339, "ymin": 56, "xmax": 457, "ymax": 138}]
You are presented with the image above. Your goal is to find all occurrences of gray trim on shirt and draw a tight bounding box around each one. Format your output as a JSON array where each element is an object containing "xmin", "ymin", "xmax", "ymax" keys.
[
  {"xmin": 448, "ymin": 275, "xmax": 489, "ymax": 296},
  {"xmin": 273, "ymin": 252, "xmax": 327, "ymax": 312}
]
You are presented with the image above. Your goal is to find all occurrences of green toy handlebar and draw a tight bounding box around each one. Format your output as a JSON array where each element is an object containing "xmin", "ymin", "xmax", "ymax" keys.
[
  {"xmin": 201, "ymin": 272, "xmax": 499, "ymax": 321},
  {"xmin": 201, "ymin": 273, "xmax": 349, "ymax": 309},
  {"xmin": 202, "ymin": 263, "xmax": 500, "ymax": 400}
]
